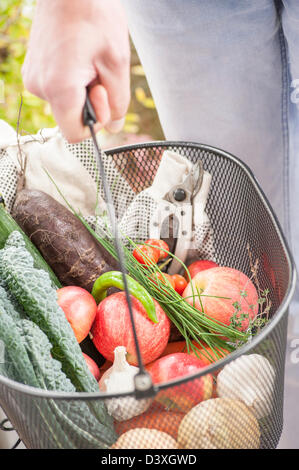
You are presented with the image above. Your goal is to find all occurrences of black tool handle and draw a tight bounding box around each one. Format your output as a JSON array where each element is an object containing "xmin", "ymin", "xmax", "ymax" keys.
[{"xmin": 83, "ymin": 93, "xmax": 97, "ymax": 127}]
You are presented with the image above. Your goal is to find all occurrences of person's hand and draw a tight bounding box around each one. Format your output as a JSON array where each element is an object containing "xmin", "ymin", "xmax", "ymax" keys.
[{"xmin": 22, "ymin": 0, "xmax": 131, "ymax": 143}]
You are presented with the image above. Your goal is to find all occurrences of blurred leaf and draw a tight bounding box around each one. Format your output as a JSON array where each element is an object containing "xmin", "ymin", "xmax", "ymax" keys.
[
  {"xmin": 123, "ymin": 123, "xmax": 140, "ymax": 134},
  {"xmin": 131, "ymin": 65, "xmax": 145, "ymax": 76},
  {"xmin": 135, "ymin": 87, "xmax": 155, "ymax": 109},
  {"xmin": 125, "ymin": 113, "xmax": 140, "ymax": 123},
  {"xmin": 135, "ymin": 87, "xmax": 146, "ymax": 102},
  {"xmin": 143, "ymin": 98, "xmax": 155, "ymax": 109}
]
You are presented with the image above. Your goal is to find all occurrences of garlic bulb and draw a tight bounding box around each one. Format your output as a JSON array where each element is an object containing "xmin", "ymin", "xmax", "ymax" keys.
[
  {"xmin": 99, "ymin": 346, "xmax": 152, "ymax": 421},
  {"xmin": 216, "ymin": 354, "xmax": 275, "ymax": 419}
]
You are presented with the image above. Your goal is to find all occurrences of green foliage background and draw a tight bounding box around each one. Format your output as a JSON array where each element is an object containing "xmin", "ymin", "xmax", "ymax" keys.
[{"xmin": 0, "ymin": 0, "xmax": 163, "ymax": 140}]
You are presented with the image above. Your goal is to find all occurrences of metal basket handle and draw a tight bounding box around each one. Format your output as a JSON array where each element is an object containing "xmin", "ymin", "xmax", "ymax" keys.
[{"xmin": 83, "ymin": 92, "xmax": 155, "ymax": 399}]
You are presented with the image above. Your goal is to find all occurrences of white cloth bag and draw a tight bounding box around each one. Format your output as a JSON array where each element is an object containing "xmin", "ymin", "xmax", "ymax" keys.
[{"xmin": 0, "ymin": 121, "xmax": 103, "ymax": 216}]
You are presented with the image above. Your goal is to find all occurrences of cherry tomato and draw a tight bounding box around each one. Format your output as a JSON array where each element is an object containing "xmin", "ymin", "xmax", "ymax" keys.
[
  {"xmin": 145, "ymin": 239, "xmax": 169, "ymax": 260},
  {"xmin": 150, "ymin": 272, "xmax": 176, "ymax": 290},
  {"xmin": 171, "ymin": 274, "xmax": 188, "ymax": 295},
  {"xmin": 133, "ymin": 244, "xmax": 160, "ymax": 266}
]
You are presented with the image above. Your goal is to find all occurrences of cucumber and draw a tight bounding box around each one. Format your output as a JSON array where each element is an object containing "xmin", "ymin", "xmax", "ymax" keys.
[{"xmin": 0, "ymin": 199, "xmax": 61, "ymax": 288}]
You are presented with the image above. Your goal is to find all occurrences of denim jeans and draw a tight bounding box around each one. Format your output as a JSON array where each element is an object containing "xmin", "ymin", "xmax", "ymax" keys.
[{"xmin": 122, "ymin": 0, "xmax": 299, "ymax": 321}]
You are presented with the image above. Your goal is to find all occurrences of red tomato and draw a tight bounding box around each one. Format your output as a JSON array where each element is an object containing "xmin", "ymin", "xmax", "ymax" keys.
[
  {"xmin": 150, "ymin": 272, "xmax": 176, "ymax": 290},
  {"xmin": 133, "ymin": 244, "xmax": 160, "ymax": 266},
  {"xmin": 145, "ymin": 239, "xmax": 170, "ymax": 260},
  {"xmin": 57, "ymin": 286, "xmax": 97, "ymax": 343},
  {"xmin": 171, "ymin": 274, "xmax": 188, "ymax": 295}
]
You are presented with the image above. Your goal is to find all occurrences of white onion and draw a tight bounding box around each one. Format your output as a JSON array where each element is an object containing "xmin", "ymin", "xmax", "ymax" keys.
[{"xmin": 216, "ymin": 353, "xmax": 275, "ymax": 419}]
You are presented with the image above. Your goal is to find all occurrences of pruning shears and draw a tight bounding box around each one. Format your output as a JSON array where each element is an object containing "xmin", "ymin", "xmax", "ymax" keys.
[{"xmin": 149, "ymin": 159, "xmax": 204, "ymax": 274}]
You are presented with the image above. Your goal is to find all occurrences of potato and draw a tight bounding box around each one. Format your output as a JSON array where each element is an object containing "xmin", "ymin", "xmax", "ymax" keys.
[
  {"xmin": 12, "ymin": 189, "xmax": 116, "ymax": 291},
  {"xmin": 177, "ymin": 398, "xmax": 260, "ymax": 449}
]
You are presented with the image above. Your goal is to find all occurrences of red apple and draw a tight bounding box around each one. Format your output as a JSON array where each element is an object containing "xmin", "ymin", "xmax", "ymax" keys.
[
  {"xmin": 183, "ymin": 267, "xmax": 258, "ymax": 330},
  {"xmin": 91, "ymin": 292, "xmax": 170, "ymax": 366},
  {"xmin": 184, "ymin": 259, "xmax": 218, "ymax": 280},
  {"xmin": 82, "ymin": 353, "xmax": 100, "ymax": 381},
  {"xmin": 146, "ymin": 353, "xmax": 213, "ymax": 412},
  {"xmin": 57, "ymin": 286, "xmax": 97, "ymax": 343},
  {"xmin": 159, "ymin": 341, "xmax": 229, "ymax": 367}
]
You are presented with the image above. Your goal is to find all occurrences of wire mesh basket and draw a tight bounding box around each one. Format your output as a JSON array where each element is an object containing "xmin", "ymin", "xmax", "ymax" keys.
[{"xmin": 0, "ymin": 141, "xmax": 296, "ymax": 449}]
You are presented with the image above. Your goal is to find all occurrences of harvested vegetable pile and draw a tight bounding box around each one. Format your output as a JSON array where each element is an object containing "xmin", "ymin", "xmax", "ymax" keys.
[{"xmin": 0, "ymin": 145, "xmax": 275, "ymax": 450}]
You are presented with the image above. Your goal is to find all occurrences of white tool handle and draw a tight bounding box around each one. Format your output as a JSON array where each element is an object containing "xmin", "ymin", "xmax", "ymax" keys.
[
  {"xmin": 149, "ymin": 201, "xmax": 193, "ymax": 274},
  {"xmin": 167, "ymin": 204, "xmax": 193, "ymax": 275}
]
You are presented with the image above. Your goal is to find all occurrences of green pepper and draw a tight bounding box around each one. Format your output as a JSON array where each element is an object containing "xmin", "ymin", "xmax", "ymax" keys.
[{"xmin": 91, "ymin": 271, "xmax": 158, "ymax": 323}]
